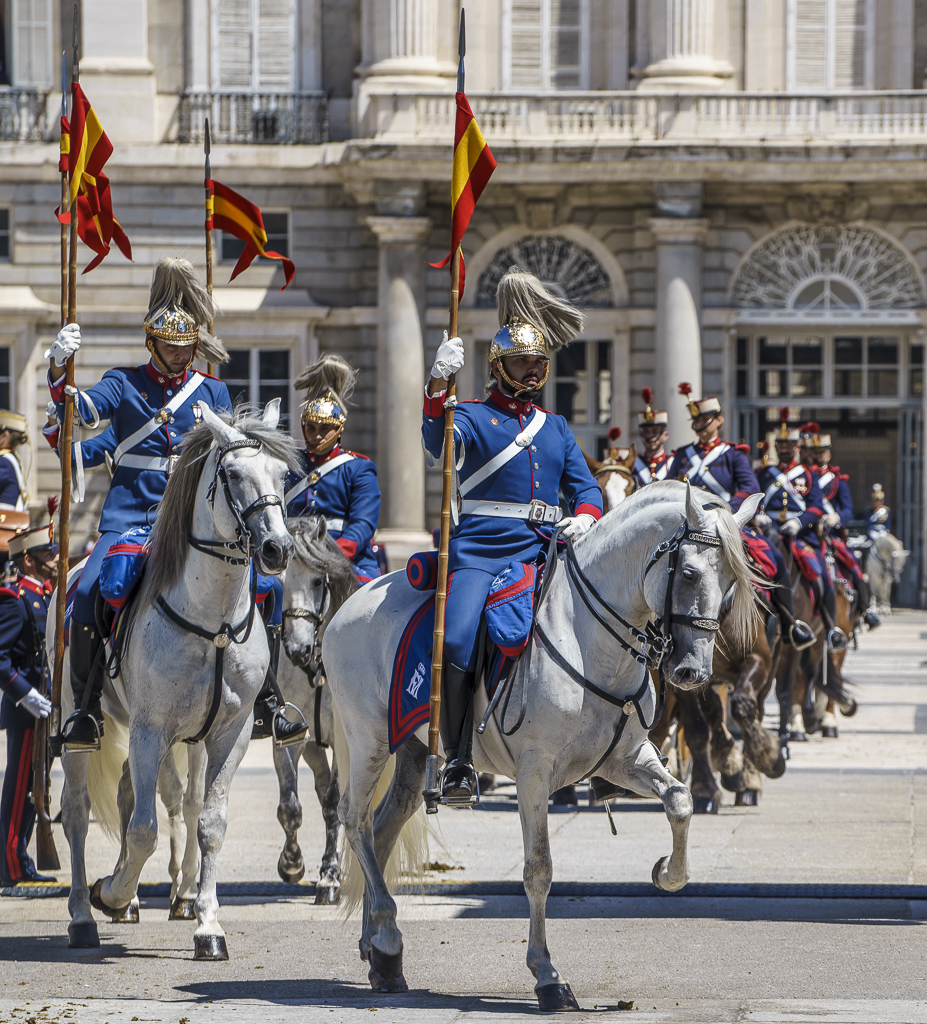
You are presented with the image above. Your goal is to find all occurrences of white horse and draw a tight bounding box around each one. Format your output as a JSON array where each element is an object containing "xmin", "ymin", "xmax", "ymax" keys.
[
  {"xmin": 52, "ymin": 403, "xmax": 297, "ymax": 957},
  {"xmin": 273, "ymin": 516, "xmax": 356, "ymax": 902},
  {"xmin": 324, "ymin": 481, "xmax": 760, "ymax": 1011},
  {"xmin": 868, "ymin": 532, "xmax": 908, "ymax": 616}
]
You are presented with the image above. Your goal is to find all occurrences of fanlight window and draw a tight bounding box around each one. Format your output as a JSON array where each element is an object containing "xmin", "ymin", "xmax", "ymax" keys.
[{"xmin": 791, "ymin": 276, "xmax": 864, "ymax": 311}]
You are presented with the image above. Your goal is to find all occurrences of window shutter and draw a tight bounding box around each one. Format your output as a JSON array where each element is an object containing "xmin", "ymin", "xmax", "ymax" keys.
[
  {"xmin": 550, "ymin": 0, "xmax": 582, "ymax": 89},
  {"xmin": 216, "ymin": 0, "xmax": 253, "ymax": 89},
  {"xmin": 510, "ymin": 0, "xmax": 543, "ymax": 90},
  {"xmin": 256, "ymin": 0, "xmax": 295, "ymax": 91},
  {"xmin": 13, "ymin": 0, "xmax": 51, "ymax": 87},
  {"xmin": 794, "ymin": 0, "xmax": 827, "ymax": 89},
  {"xmin": 834, "ymin": 0, "xmax": 867, "ymax": 89}
]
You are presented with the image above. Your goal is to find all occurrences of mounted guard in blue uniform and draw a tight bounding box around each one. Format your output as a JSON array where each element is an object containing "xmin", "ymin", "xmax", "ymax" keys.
[
  {"xmin": 866, "ymin": 483, "xmax": 892, "ymax": 540},
  {"xmin": 0, "ymin": 513, "xmax": 57, "ymax": 886},
  {"xmin": 631, "ymin": 387, "xmax": 669, "ymax": 489},
  {"xmin": 423, "ymin": 268, "xmax": 603, "ymax": 803},
  {"xmin": 286, "ymin": 355, "xmax": 382, "ymax": 584},
  {"xmin": 756, "ymin": 408, "xmax": 845, "ymax": 652},
  {"xmin": 799, "ymin": 423, "xmax": 879, "ymax": 631},
  {"xmin": 47, "ymin": 256, "xmax": 306, "ymax": 750},
  {"xmin": 665, "ymin": 388, "xmax": 814, "ymax": 650},
  {"xmin": 0, "ymin": 411, "xmax": 30, "ymax": 517}
]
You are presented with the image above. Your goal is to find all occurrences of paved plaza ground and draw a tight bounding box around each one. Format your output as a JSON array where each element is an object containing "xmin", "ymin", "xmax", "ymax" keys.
[{"xmin": 1, "ymin": 612, "xmax": 926, "ymax": 1022}]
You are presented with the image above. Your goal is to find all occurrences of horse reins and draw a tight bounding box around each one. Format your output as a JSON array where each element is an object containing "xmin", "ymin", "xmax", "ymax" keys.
[{"xmin": 282, "ymin": 572, "xmax": 332, "ymax": 748}]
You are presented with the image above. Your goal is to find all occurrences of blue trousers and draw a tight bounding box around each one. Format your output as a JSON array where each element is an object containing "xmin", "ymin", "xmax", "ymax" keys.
[
  {"xmin": 73, "ymin": 531, "xmax": 121, "ymax": 626},
  {"xmin": 444, "ymin": 568, "xmax": 496, "ymax": 672},
  {"xmin": 1, "ymin": 722, "xmax": 35, "ymax": 883}
]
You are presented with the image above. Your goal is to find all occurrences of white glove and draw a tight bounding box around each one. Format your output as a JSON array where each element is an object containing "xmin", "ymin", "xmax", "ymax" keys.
[
  {"xmin": 45, "ymin": 323, "xmax": 81, "ymax": 367},
  {"xmin": 18, "ymin": 687, "xmax": 51, "ymax": 719},
  {"xmin": 45, "ymin": 401, "xmax": 58, "ymax": 423},
  {"xmin": 430, "ymin": 332, "xmax": 465, "ymax": 381},
  {"xmin": 559, "ymin": 513, "xmax": 597, "ymax": 540},
  {"xmin": 822, "ymin": 512, "xmax": 841, "ymax": 529},
  {"xmin": 780, "ymin": 518, "xmax": 801, "ymax": 537},
  {"xmin": 753, "ymin": 512, "xmax": 772, "ymax": 528}
]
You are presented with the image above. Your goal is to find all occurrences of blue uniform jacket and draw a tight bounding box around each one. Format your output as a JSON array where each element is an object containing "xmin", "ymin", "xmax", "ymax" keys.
[
  {"xmin": 0, "ymin": 452, "xmax": 25, "ymax": 509},
  {"xmin": 423, "ymin": 387, "xmax": 603, "ymax": 574},
  {"xmin": 757, "ymin": 461, "xmax": 825, "ymax": 540},
  {"xmin": 49, "ymin": 361, "xmax": 232, "ymax": 534},
  {"xmin": 632, "ymin": 450, "xmax": 669, "ymax": 489},
  {"xmin": 285, "ymin": 446, "xmax": 382, "ymax": 581},
  {"xmin": 0, "ymin": 576, "xmax": 50, "ymax": 731},
  {"xmin": 665, "ymin": 439, "xmax": 758, "ymax": 511},
  {"xmin": 866, "ymin": 508, "xmax": 892, "ymax": 538},
  {"xmin": 814, "ymin": 466, "xmax": 853, "ymax": 524}
]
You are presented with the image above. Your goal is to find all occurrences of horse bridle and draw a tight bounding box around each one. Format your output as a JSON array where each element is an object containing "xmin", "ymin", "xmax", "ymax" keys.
[{"xmin": 282, "ymin": 571, "xmax": 332, "ymax": 680}]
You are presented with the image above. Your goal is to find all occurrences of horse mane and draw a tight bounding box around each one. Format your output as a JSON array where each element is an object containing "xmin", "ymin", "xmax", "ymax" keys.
[
  {"xmin": 289, "ymin": 516, "xmax": 359, "ymax": 609},
  {"xmin": 137, "ymin": 407, "xmax": 301, "ymax": 609}
]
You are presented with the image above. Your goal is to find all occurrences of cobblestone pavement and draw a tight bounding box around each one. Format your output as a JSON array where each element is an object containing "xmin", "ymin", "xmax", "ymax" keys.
[{"xmin": 1, "ymin": 612, "xmax": 925, "ymax": 1022}]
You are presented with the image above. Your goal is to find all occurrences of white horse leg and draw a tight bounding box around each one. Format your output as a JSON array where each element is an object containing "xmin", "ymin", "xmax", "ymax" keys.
[
  {"xmin": 192, "ymin": 719, "xmax": 252, "ymax": 961},
  {"xmin": 61, "ymin": 751, "xmax": 99, "ymax": 948},
  {"xmin": 516, "ymin": 764, "xmax": 580, "ymax": 1012},
  {"xmin": 301, "ymin": 741, "xmax": 342, "ymax": 903},
  {"xmin": 274, "ymin": 739, "xmax": 306, "ymax": 883},
  {"xmin": 169, "ymin": 742, "xmax": 205, "ymax": 921},
  {"xmin": 106, "ymin": 760, "xmax": 141, "ymax": 924},
  {"xmin": 157, "ymin": 753, "xmax": 184, "ymax": 903}
]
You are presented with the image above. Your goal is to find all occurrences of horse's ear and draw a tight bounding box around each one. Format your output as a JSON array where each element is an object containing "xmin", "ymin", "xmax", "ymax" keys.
[
  {"xmin": 199, "ymin": 403, "xmax": 239, "ymax": 446},
  {"xmin": 313, "ymin": 515, "xmax": 328, "ymax": 541},
  {"xmin": 733, "ymin": 492, "xmax": 762, "ymax": 529},
  {"xmin": 623, "ymin": 442, "xmax": 638, "ymax": 467},
  {"xmin": 262, "ymin": 398, "xmax": 281, "ymax": 430},
  {"xmin": 684, "ymin": 480, "xmax": 712, "ymax": 532}
]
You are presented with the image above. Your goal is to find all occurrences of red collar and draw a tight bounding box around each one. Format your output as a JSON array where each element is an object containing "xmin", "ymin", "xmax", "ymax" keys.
[
  {"xmin": 144, "ymin": 360, "xmax": 187, "ymax": 389},
  {"xmin": 307, "ymin": 444, "xmax": 342, "ymax": 468},
  {"xmin": 16, "ymin": 575, "xmax": 46, "ymax": 597},
  {"xmin": 646, "ymin": 450, "xmax": 666, "ymax": 465},
  {"xmin": 778, "ymin": 460, "xmax": 800, "ymax": 472},
  {"xmin": 488, "ymin": 388, "xmax": 535, "ymax": 417},
  {"xmin": 696, "ymin": 437, "xmax": 724, "ymax": 454}
]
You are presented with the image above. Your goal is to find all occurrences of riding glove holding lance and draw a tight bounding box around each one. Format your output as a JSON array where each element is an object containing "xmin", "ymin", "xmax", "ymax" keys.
[
  {"xmin": 431, "ymin": 333, "xmax": 465, "ymax": 381},
  {"xmin": 46, "ymin": 323, "xmax": 82, "ymax": 366},
  {"xmin": 18, "ymin": 687, "xmax": 51, "ymax": 719},
  {"xmin": 780, "ymin": 518, "xmax": 801, "ymax": 537}
]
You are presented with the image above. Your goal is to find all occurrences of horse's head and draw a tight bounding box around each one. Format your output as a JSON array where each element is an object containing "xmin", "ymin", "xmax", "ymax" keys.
[
  {"xmin": 645, "ymin": 484, "xmax": 761, "ymax": 690},
  {"xmin": 199, "ymin": 401, "xmax": 295, "ymax": 575},
  {"xmin": 589, "ymin": 442, "xmax": 638, "ymax": 513}
]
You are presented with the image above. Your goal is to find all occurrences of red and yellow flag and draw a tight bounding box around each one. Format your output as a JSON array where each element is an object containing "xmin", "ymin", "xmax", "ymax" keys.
[
  {"xmin": 59, "ymin": 85, "xmax": 133, "ymax": 273},
  {"xmin": 429, "ymin": 92, "xmax": 496, "ymax": 298},
  {"xmin": 206, "ymin": 179, "xmax": 295, "ymax": 290}
]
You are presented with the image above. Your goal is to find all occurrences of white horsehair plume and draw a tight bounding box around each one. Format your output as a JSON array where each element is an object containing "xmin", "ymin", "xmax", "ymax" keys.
[
  {"xmin": 295, "ymin": 353, "xmax": 357, "ymax": 408},
  {"xmin": 146, "ymin": 256, "xmax": 229, "ymax": 364},
  {"xmin": 496, "ymin": 266, "xmax": 585, "ymax": 352}
]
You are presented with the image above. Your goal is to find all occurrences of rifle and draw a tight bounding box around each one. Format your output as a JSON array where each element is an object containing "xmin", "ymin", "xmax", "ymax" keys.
[{"xmin": 29, "ymin": 597, "xmax": 59, "ymax": 871}]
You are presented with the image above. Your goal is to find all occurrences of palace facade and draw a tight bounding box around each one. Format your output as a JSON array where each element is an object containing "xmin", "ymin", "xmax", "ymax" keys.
[{"xmin": 1, "ymin": 0, "xmax": 925, "ymax": 602}]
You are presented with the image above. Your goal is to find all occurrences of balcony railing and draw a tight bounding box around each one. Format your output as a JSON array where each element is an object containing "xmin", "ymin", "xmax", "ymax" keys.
[
  {"xmin": 178, "ymin": 91, "xmax": 329, "ymax": 145},
  {"xmin": 0, "ymin": 88, "xmax": 48, "ymax": 142},
  {"xmin": 362, "ymin": 90, "xmax": 927, "ymax": 144}
]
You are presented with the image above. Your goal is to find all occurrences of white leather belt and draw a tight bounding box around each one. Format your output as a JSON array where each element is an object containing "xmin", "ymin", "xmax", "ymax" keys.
[
  {"xmin": 325, "ymin": 517, "xmax": 345, "ymax": 533},
  {"xmin": 460, "ymin": 499, "xmax": 562, "ymax": 525},
  {"xmin": 117, "ymin": 454, "xmax": 170, "ymax": 473}
]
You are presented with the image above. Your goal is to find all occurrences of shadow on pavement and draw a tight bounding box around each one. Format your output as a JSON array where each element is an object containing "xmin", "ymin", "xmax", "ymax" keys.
[{"xmin": 0, "ymin": 934, "xmax": 129, "ymax": 962}]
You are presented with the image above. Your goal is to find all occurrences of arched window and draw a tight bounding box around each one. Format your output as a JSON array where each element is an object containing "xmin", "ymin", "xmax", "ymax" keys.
[{"xmin": 501, "ymin": 0, "xmax": 590, "ymax": 91}]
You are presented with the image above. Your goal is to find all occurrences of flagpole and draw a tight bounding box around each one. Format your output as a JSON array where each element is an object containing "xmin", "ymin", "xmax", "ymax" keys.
[
  {"xmin": 59, "ymin": 51, "xmax": 68, "ymax": 329},
  {"xmin": 423, "ymin": 10, "xmax": 466, "ymax": 815},
  {"xmin": 51, "ymin": 4, "xmax": 79, "ymax": 747},
  {"xmin": 204, "ymin": 117, "xmax": 214, "ymax": 376}
]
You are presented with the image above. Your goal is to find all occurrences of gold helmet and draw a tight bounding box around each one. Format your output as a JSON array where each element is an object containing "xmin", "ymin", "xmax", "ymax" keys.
[
  {"xmin": 487, "ymin": 267, "xmax": 584, "ymax": 397},
  {"xmin": 143, "ymin": 257, "xmax": 228, "ymax": 366},
  {"xmin": 296, "ymin": 354, "xmax": 356, "ymax": 433}
]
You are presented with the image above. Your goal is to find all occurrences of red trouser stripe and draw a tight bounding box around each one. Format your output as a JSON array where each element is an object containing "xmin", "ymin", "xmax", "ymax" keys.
[{"xmin": 5, "ymin": 726, "xmax": 34, "ymax": 880}]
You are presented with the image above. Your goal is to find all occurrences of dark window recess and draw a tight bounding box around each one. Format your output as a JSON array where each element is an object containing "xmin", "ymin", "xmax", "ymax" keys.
[
  {"xmin": 220, "ymin": 350, "xmax": 251, "ymax": 409},
  {"xmin": 0, "ymin": 347, "xmax": 10, "ymax": 409},
  {"xmin": 218, "ymin": 348, "xmax": 291, "ymax": 428},
  {"xmin": 736, "ymin": 368, "xmax": 748, "ymax": 398},
  {"xmin": 221, "ymin": 211, "xmax": 289, "ymax": 263},
  {"xmin": 0, "ymin": 210, "xmax": 10, "ymax": 261},
  {"xmin": 911, "ymin": 344, "xmax": 923, "ymax": 397},
  {"xmin": 736, "ymin": 337, "xmax": 748, "ymax": 365}
]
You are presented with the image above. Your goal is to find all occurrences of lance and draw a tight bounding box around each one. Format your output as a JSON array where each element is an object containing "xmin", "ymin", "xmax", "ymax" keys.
[
  {"xmin": 50, "ymin": 4, "xmax": 80, "ymax": 747},
  {"xmin": 423, "ymin": 9, "xmax": 466, "ymax": 815},
  {"xmin": 204, "ymin": 118, "xmax": 214, "ymax": 375}
]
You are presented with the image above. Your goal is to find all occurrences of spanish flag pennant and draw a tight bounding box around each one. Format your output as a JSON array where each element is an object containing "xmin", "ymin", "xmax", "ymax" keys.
[
  {"xmin": 206, "ymin": 178, "xmax": 295, "ymax": 290},
  {"xmin": 428, "ymin": 91, "xmax": 496, "ymax": 300}
]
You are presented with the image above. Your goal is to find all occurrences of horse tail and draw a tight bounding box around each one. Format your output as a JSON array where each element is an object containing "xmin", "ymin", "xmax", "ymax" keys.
[
  {"xmin": 85, "ymin": 712, "xmax": 129, "ymax": 842},
  {"xmin": 332, "ymin": 706, "xmax": 431, "ymax": 919}
]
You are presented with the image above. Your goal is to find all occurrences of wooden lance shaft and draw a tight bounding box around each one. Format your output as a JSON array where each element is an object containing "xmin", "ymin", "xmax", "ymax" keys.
[
  {"xmin": 427, "ymin": 246, "xmax": 461, "ymax": 766},
  {"xmin": 204, "ymin": 117, "xmax": 214, "ymax": 376}
]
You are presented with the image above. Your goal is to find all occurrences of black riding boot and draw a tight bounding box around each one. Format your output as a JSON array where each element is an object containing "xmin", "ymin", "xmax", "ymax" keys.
[
  {"xmin": 816, "ymin": 581, "xmax": 847, "ymax": 652},
  {"xmin": 61, "ymin": 623, "xmax": 106, "ymax": 751},
  {"xmin": 252, "ymin": 625, "xmax": 310, "ymax": 748},
  {"xmin": 770, "ymin": 564, "xmax": 814, "ymax": 649},
  {"xmin": 439, "ymin": 663, "xmax": 479, "ymax": 806},
  {"xmin": 856, "ymin": 577, "xmax": 881, "ymax": 629}
]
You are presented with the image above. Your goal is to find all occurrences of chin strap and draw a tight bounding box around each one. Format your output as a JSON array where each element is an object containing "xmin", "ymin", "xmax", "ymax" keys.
[
  {"xmin": 146, "ymin": 336, "xmax": 198, "ymax": 375},
  {"xmin": 306, "ymin": 427, "xmax": 343, "ymax": 458},
  {"xmin": 496, "ymin": 358, "xmax": 550, "ymax": 399}
]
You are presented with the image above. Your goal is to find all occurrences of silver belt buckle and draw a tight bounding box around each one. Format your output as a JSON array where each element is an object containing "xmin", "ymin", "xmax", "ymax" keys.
[{"xmin": 528, "ymin": 499, "xmax": 548, "ymax": 523}]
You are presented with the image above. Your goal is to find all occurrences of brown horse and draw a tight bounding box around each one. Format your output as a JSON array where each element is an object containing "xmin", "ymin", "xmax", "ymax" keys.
[{"xmin": 582, "ymin": 445, "xmax": 638, "ymax": 512}]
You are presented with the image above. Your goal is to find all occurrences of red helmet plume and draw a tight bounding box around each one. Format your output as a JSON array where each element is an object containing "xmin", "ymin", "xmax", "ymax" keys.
[
  {"xmin": 641, "ymin": 387, "xmax": 653, "ymax": 405},
  {"xmin": 46, "ymin": 495, "xmax": 59, "ymax": 518},
  {"xmin": 779, "ymin": 405, "xmax": 790, "ymax": 423},
  {"xmin": 677, "ymin": 382, "xmax": 692, "ymax": 397},
  {"xmin": 607, "ymin": 426, "xmax": 621, "ymax": 441}
]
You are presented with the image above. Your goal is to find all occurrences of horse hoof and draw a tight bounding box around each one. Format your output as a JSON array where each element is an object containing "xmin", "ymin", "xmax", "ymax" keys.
[
  {"xmin": 767, "ymin": 754, "xmax": 787, "ymax": 780},
  {"xmin": 169, "ymin": 897, "xmax": 196, "ymax": 921},
  {"xmin": 193, "ymin": 933, "xmax": 229, "ymax": 961},
  {"xmin": 822, "ymin": 726, "xmax": 839, "ymax": 739},
  {"xmin": 314, "ymin": 885, "xmax": 340, "ymax": 906},
  {"xmin": 68, "ymin": 920, "xmax": 100, "ymax": 948},
  {"xmin": 789, "ymin": 730, "xmax": 807, "ymax": 743},
  {"xmin": 692, "ymin": 796, "xmax": 718, "ymax": 814},
  {"xmin": 720, "ymin": 771, "xmax": 745, "ymax": 793},
  {"xmin": 735, "ymin": 789, "xmax": 759, "ymax": 806},
  {"xmin": 368, "ymin": 947, "xmax": 407, "ymax": 993},
  {"xmin": 536, "ymin": 982, "xmax": 581, "ymax": 1012},
  {"xmin": 839, "ymin": 699, "xmax": 858, "ymax": 718},
  {"xmin": 111, "ymin": 903, "xmax": 139, "ymax": 924},
  {"xmin": 89, "ymin": 878, "xmax": 129, "ymax": 917},
  {"xmin": 277, "ymin": 855, "xmax": 305, "ymax": 884}
]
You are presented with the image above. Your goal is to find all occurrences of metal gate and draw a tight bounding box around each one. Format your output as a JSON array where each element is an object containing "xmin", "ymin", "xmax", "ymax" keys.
[{"xmin": 897, "ymin": 406, "xmax": 922, "ymax": 607}]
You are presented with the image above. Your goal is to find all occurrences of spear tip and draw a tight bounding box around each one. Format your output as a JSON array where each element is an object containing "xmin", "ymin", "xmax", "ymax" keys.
[
  {"xmin": 204, "ymin": 116, "xmax": 211, "ymax": 155},
  {"xmin": 458, "ymin": 8, "xmax": 466, "ymax": 58}
]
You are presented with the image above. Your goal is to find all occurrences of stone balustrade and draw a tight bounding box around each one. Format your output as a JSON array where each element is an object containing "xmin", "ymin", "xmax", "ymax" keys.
[
  {"xmin": 178, "ymin": 91, "xmax": 329, "ymax": 145},
  {"xmin": 0, "ymin": 88, "xmax": 48, "ymax": 142}
]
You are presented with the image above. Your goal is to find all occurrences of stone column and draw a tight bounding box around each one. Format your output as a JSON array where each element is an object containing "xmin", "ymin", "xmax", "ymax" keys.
[
  {"xmin": 639, "ymin": 0, "xmax": 733, "ymax": 91},
  {"xmin": 80, "ymin": 0, "xmax": 157, "ymax": 143},
  {"xmin": 366, "ymin": 214, "xmax": 433, "ymax": 564},
  {"xmin": 649, "ymin": 216, "xmax": 709, "ymax": 452}
]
